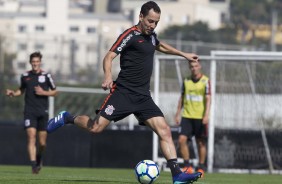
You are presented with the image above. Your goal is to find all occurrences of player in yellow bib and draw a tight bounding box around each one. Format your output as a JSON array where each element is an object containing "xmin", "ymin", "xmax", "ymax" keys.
[{"xmin": 175, "ymin": 61, "xmax": 211, "ymax": 177}]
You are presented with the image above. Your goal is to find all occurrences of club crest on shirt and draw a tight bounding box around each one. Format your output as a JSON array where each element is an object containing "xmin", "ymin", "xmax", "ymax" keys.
[
  {"xmin": 38, "ymin": 75, "xmax": 46, "ymax": 83},
  {"xmin": 151, "ymin": 35, "xmax": 156, "ymax": 46},
  {"xmin": 25, "ymin": 119, "xmax": 30, "ymax": 127},
  {"xmin": 105, "ymin": 105, "xmax": 115, "ymax": 115}
]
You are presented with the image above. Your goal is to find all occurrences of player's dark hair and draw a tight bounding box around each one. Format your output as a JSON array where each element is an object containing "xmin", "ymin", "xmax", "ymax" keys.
[
  {"xmin": 29, "ymin": 51, "xmax": 42, "ymax": 63},
  {"xmin": 140, "ymin": 1, "xmax": 161, "ymax": 17}
]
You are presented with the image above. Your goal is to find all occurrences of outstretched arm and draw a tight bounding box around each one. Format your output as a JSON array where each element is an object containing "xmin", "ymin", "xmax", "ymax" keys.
[
  {"xmin": 101, "ymin": 51, "xmax": 118, "ymax": 90},
  {"xmin": 156, "ymin": 41, "xmax": 198, "ymax": 62}
]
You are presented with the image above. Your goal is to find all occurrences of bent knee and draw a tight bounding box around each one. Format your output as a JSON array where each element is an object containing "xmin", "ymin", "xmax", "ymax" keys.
[
  {"xmin": 159, "ymin": 125, "xmax": 173, "ymax": 139},
  {"xmin": 89, "ymin": 128, "xmax": 103, "ymax": 134}
]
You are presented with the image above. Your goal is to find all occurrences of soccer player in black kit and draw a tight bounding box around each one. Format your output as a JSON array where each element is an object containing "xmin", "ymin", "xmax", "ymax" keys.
[
  {"xmin": 6, "ymin": 52, "xmax": 57, "ymax": 174},
  {"xmin": 47, "ymin": 1, "xmax": 201, "ymax": 183}
]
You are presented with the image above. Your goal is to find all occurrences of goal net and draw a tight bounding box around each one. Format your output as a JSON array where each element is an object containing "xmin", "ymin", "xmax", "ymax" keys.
[{"xmin": 153, "ymin": 51, "xmax": 282, "ymax": 174}]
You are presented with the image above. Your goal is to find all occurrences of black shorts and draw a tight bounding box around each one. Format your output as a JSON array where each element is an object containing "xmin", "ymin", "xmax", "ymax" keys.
[
  {"xmin": 179, "ymin": 117, "xmax": 208, "ymax": 140},
  {"xmin": 98, "ymin": 88, "xmax": 164, "ymax": 125},
  {"xmin": 24, "ymin": 111, "xmax": 48, "ymax": 131}
]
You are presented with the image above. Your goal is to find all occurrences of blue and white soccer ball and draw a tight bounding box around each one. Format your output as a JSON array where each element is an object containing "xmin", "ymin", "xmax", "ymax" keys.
[{"xmin": 134, "ymin": 160, "xmax": 160, "ymax": 184}]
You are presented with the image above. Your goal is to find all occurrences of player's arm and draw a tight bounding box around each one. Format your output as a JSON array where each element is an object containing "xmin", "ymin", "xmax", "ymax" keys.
[
  {"xmin": 102, "ymin": 51, "xmax": 118, "ymax": 90},
  {"xmin": 34, "ymin": 86, "xmax": 57, "ymax": 97},
  {"xmin": 156, "ymin": 41, "xmax": 198, "ymax": 62},
  {"xmin": 175, "ymin": 94, "xmax": 184, "ymax": 125},
  {"xmin": 7, "ymin": 74, "xmax": 26, "ymax": 97},
  {"xmin": 45, "ymin": 89, "xmax": 57, "ymax": 96},
  {"xmin": 6, "ymin": 89, "xmax": 22, "ymax": 97},
  {"xmin": 203, "ymin": 80, "xmax": 211, "ymax": 124},
  {"xmin": 175, "ymin": 82, "xmax": 185, "ymax": 125}
]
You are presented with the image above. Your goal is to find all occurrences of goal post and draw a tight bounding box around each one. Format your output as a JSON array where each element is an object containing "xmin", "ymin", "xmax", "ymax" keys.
[
  {"xmin": 153, "ymin": 51, "xmax": 282, "ymax": 174},
  {"xmin": 208, "ymin": 51, "xmax": 282, "ymax": 174}
]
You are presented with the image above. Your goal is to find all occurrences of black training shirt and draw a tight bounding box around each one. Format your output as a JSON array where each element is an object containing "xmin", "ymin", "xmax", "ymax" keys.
[
  {"xmin": 110, "ymin": 26, "xmax": 160, "ymax": 96},
  {"xmin": 19, "ymin": 70, "xmax": 56, "ymax": 113}
]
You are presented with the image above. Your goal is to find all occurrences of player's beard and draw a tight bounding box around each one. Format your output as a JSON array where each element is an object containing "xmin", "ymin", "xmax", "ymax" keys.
[{"xmin": 140, "ymin": 23, "xmax": 153, "ymax": 35}]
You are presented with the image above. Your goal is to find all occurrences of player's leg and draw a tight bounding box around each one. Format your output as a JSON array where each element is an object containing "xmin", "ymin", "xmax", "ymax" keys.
[
  {"xmin": 35, "ymin": 113, "xmax": 49, "ymax": 172},
  {"xmin": 24, "ymin": 113, "xmax": 40, "ymax": 174},
  {"xmin": 47, "ymin": 89, "xmax": 129, "ymax": 134},
  {"xmin": 178, "ymin": 118, "xmax": 194, "ymax": 173},
  {"xmin": 73, "ymin": 114, "xmax": 111, "ymax": 133},
  {"xmin": 48, "ymin": 111, "xmax": 111, "ymax": 134},
  {"xmin": 196, "ymin": 138, "xmax": 206, "ymax": 172},
  {"xmin": 194, "ymin": 120, "xmax": 208, "ymax": 177},
  {"xmin": 179, "ymin": 135, "xmax": 189, "ymax": 161},
  {"xmin": 26, "ymin": 127, "xmax": 38, "ymax": 174},
  {"xmin": 144, "ymin": 117, "xmax": 201, "ymax": 183},
  {"xmin": 36, "ymin": 130, "xmax": 47, "ymax": 171},
  {"xmin": 179, "ymin": 135, "xmax": 194, "ymax": 173},
  {"xmin": 137, "ymin": 96, "xmax": 201, "ymax": 183},
  {"xmin": 145, "ymin": 116, "xmax": 177, "ymax": 160}
]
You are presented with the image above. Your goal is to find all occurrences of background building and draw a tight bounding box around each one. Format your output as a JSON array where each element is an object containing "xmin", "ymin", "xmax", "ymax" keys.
[{"xmin": 0, "ymin": 0, "xmax": 229, "ymax": 83}]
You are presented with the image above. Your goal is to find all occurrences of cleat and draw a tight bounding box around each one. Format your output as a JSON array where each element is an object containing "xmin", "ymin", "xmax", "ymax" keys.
[
  {"xmin": 47, "ymin": 111, "xmax": 69, "ymax": 133},
  {"xmin": 182, "ymin": 166, "xmax": 194, "ymax": 174},
  {"xmin": 32, "ymin": 166, "xmax": 39, "ymax": 174},
  {"xmin": 173, "ymin": 172, "xmax": 202, "ymax": 184},
  {"xmin": 36, "ymin": 155, "xmax": 43, "ymax": 173},
  {"xmin": 196, "ymin": 168, "xmax": 204, "ymax": 178}
]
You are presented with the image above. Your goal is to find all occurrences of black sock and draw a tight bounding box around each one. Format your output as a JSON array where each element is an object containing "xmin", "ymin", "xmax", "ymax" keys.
[
  {"xmin": 64, "ymin": 114, "xmax": 76, "ymax": 124},
  {"xmin": 184, "ymin": 160, "xmax": 191, "ymax": 167},
  {"xmin": 36, "ymin": 154, "xmax": 42, "ymax": 166},
  {"xmin": 31, "ymin": 160, "xmax": 37, "ymax": 168},
  {"xmin": 198, "ymin": 163, "xmax": 205, "ymax": 170},
  {"xmin": 167, "ymin": 159, "xmax": 182, "ymax": 176}
]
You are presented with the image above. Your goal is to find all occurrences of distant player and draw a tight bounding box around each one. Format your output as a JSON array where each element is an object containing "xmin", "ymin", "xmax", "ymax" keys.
[
  {"xmin": 6, "ymin": 51, "xmax": 57, "ymax": 174},
  {"xmin": 47, "ymin": 1, "xmax": 201, "ymax": 183},
  {"xmin": 174, "ymin": 61, "xmax": 211, "ymax": 177}
]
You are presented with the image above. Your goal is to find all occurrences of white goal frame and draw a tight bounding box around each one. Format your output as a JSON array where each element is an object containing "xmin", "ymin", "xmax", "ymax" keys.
[{"xmin": 153, "ymin": 51, "xmax": 282, "ymax": 174}]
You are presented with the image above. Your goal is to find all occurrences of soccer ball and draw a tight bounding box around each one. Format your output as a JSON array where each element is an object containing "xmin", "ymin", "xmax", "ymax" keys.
[{"xmin": 134, "ymin": 160, "xmax": 160, "ymax": 184}]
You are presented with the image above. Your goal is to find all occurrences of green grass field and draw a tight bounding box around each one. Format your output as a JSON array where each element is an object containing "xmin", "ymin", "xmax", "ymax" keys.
[{"xmin": 0, "ymin": 165, "xmax": 281, "ymax": 184}]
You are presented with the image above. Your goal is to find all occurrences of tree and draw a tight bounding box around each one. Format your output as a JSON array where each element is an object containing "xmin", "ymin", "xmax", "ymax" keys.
[{"xmin": 159, "ymin": 21, "xmax": 237, "ymax": 44}]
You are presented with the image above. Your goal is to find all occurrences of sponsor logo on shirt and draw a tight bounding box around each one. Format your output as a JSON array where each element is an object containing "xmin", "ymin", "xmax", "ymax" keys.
[
  {"xmin": 117, "ymin": 33, "xmax": 133, "ymax": 52},
  {"xmin": 186, "ymin": 94, "xmax": 203, "ymax": 102}
]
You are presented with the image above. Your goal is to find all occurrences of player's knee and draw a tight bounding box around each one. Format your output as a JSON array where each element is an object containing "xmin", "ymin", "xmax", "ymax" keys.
[
  {"xmin": 159, "ymin": 124, "xmax": 172, "ymax": 139},
  {"xmin": 197, "ymin": 139, "xmax": 206, "ymax": 147},
  {"xmin": 178, "ymin": 136, "xmax": 187, "ymax": 145},
  {"xmin": 178, "ymin": 138, "xmax": 184, "ymax": 145},
  {"xmin": 89, "ymin": 127, "xmax": 103, "ymax": 134},
  {"xmin": 39, "ymin": 143, "xmax": 46, "ymax": 149},
  {"xmin": 27, "ymin": 135, "xmax": 36, "ymax": 143},
  {"xmin": 88, "ymin": 121, "xmax": 104, "ymax": 134}
]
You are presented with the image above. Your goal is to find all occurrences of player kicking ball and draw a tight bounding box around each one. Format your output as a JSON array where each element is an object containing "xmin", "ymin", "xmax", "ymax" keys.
[{"xmin": 48, "ymin": 1, "xmax": 201, "ymax": 183}]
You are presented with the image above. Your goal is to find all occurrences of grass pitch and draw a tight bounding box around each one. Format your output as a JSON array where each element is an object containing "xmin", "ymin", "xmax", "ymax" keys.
[{"xmin": 0, "ymin": 165, "xmax": 281, "ymax": 184}]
